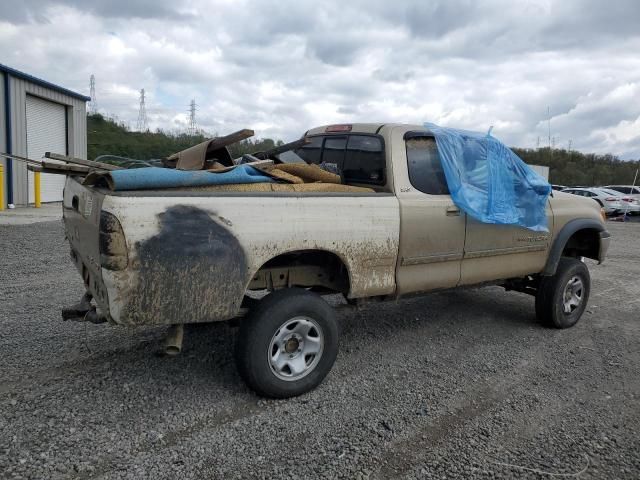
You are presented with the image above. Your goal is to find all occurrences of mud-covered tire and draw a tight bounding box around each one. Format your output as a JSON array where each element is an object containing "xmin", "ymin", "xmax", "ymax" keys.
[
  {"xmin": 535, "ymin": 257, "xmax": 590, "ymax": 328},
  {"xmin": 235, "ymin": 288, "xmax": 339, "ymax": 398}
]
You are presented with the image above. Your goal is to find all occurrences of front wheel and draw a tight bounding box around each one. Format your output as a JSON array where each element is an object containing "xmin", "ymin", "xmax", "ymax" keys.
[
  {"xmin": 235, "ymin": 288, "xmax": 339, "ymax": 398},
  {"xmin": 535, "ymin": 257, "xmax": 591, "ymax": 328}
]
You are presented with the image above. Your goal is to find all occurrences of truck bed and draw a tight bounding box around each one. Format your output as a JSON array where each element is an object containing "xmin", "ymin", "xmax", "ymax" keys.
[{"xmin": 63, "ymin": 177, "xmax": 400, "ymax": 326}]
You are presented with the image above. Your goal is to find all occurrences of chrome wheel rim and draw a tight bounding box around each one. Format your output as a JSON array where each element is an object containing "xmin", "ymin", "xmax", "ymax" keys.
[
  {"xmin": 268, "ymin": 316, "xmax": 324, "ymax": 381},
  {"xmin": 562, "ymin": 276, "xmax": 584, "ymax": 314}
]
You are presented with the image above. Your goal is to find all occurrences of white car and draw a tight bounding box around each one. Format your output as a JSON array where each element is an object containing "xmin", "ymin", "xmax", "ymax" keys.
[
  {"xmin": 599, "ymin": 188, "xmax": 640, "ymax": 215},
  {"xmin": 561, "ymin": 187, "xmax": 624, "ymax": 215},
  {"xmin": 604, "ymin": 185, "xmax": 640, "ymax": 202}
]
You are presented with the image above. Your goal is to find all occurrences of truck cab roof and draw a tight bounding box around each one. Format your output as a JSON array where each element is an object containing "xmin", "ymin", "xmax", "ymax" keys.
[{"xmin": 304, "ymin": 123, "xmax": 428, "ymax": 136}]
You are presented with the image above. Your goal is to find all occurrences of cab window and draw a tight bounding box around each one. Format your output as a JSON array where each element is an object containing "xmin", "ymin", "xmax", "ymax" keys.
[
  {"xmin": 321, "ymin": 136, "xmax": 347, "ymax": 173},
  {"xmin": 296, "ymin": 136, "xmax": 323, "ymax": 164},
  {"xmin": 343, "ymin": 135, "xmax": 385, "ymax": 185},
  {"xmin": 295, "ymin": 134, "xmax": 386, "ymax": 186},
  {"xmin": 406, "ymin": 136, "xmax": 449, "ymax": 195}
]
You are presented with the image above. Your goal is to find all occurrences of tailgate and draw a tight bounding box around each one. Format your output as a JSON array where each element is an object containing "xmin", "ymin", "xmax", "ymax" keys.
[{"xmin": 63, "ymin": 176, "xmax": 110, "ymax": 313}]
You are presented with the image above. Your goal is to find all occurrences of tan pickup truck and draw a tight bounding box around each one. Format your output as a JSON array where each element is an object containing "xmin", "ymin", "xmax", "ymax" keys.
[{"xmin": 62, "ymin": 123, "xmax": 610, "ymax": 398}]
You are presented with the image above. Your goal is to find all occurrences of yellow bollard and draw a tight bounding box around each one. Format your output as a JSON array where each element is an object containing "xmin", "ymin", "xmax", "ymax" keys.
[
  {"xmin": 0, "ymin": 164, "xmax": 4, "ymax": 211},
  {"xmin": 34, "ymin": 171, "xmax": 41, "ymax": 208}
]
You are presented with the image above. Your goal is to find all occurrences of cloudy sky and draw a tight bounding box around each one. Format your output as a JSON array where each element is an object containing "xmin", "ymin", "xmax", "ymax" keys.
[{"xmin": 1, "ymin": 0, "xmax": 639, "ymax": 158}]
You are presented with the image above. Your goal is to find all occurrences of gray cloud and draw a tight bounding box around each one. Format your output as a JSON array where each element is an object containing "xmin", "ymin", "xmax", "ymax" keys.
[
  {"xmin": 0, "ymin": 0, "xmax": 193, "ymax": 22},
  {"xmin": 0, "ymin": 0, "xmax": 639, "ymax": 158}
]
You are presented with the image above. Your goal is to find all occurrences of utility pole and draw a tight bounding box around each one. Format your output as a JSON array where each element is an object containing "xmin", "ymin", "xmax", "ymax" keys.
[
  {"xmin": 568, "ymin": 139, "xmax": 572, "ymax": 152},
  {"xmin": 136, "ymin": 88, "xmax": 148, "ymax": 132},
  {"xmin": 188, "ymin": 99, "xmax": 197, "ymax": 136},
  {"xmin": 536, "ymin": 136, "xmax": 540, "ymax": 148},
  {"xmin": 89, "ymin": 75, "xmax": 97, "ymax": 114}
]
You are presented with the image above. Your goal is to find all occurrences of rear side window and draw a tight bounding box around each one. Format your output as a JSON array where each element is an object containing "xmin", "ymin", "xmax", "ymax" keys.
[{"xmin": 406, "ymin": 137, "xmax": 449, "ymax": 195}]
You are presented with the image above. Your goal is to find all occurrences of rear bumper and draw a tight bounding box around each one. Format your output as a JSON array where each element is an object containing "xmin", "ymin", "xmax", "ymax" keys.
[{"xmin": 598, "ymin": 230, "xmax": 611, "ymax": 264}]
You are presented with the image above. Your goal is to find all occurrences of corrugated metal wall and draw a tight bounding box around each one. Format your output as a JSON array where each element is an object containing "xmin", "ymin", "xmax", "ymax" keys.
[{"xmin": 4, "ymin": 75, "xmax": 87, "ymax": 205}]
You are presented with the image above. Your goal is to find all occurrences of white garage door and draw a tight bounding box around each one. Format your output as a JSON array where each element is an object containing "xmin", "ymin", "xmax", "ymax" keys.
[{"xmin": 26, "ymin": 95, "xmax": 67, "ymax": 203}]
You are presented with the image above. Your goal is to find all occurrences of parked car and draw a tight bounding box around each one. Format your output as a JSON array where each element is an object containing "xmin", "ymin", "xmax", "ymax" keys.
[
  {"xmin": 604, "ymin": 185, "xmax": 640, "ymax": 202},
  {"xmin": 62, "ymin": 123, "xmax": 610, "ymax": 398},
  {"xmin": 561, "ymin": 187, "xmax": 624, "ymax": 215},
  {"xmin": 599, "ymin": 188, "xmax": 640, "ymax": 215},
  {"xmin": 551, "ymin": 184, "xmax": 567, "ymax": 191}
]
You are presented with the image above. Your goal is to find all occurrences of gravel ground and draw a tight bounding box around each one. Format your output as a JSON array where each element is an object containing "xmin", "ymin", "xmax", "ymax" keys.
[{"xmin": 1, "ymin": 220, "xmax": 639, "ymax": 479}]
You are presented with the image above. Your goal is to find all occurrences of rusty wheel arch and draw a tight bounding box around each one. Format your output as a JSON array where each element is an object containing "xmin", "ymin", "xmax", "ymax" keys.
[{"xmin": 246, "ymin": 249, "xmax": 352, "ymax": 295}]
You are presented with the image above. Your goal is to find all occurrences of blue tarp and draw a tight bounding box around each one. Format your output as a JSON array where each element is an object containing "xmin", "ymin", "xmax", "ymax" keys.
[
  {"xmin": 424, "ymin": 123, "xmax": 552, "ymax": 232},
  {"xmin": 106, "ymin": 164, "xmax": 274, "ymax": 191}
]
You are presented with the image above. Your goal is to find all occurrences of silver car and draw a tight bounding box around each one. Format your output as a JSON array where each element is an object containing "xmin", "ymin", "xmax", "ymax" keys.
[
  {"xmin": 599, "ymin": 188, "xmax": 640, "ymax": 215},
  {"xmin": 561, "ymin": 187, "xmax": 624, "ymax": 215}
]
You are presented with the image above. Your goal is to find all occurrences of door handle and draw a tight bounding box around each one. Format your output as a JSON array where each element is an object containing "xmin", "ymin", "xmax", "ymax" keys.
[{"xmin": 446, "ymin": 205, "xmax": 461, "ymax": 216}]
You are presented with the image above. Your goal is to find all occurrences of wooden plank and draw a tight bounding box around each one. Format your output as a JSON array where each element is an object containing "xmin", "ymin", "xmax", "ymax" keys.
[
  {"xmin": 210, "ymin": 128, "xmax": 255, "ymax": 149},
  {"xmin": 254, "ymin": 137, "xmax": 310, "ymax": 160},
  {"xmin": 0, "ymin": 151, "xmax": 43, "ymax": 166},
  {"xmin": 45, "ymin": 152, "xmax": 122, "ymax": 171},
  {"xmin": 41, "ymin": 160, "xmax": 90, "ymax": 173},
  {"xmin": 28, "ymin": 165, "xmax": 86, "ymax": 175}
]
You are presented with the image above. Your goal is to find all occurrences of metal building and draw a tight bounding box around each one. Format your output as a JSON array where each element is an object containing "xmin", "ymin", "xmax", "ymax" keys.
[{"xmin": 1, "ymin": 64, "xmax": 89, "ymax": 207}]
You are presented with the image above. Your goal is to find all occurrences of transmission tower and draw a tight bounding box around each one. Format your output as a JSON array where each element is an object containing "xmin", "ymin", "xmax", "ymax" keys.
[
  {"xmin": 136, "ymin": 88, "xmax": 148, "ymax": 131},
  {"xmin": 188, "ymin": 99, "xmax": 197, "ymax": 136},
  {"xmin": 89, "ymin": 74, "xmax": 97, "ymax": 114}
]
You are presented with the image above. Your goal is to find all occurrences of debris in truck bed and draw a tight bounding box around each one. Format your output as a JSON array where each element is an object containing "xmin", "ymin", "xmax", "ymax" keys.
[
  {"xmin": 266, "ymin": 163, "xmax": 342, "ymax": 184},
  {"xmin": 164, "ymin": 129, "xmax": 255, "ymax": 170},
  {"xmin": 83, "ymin": 164, "xmax": 275, "ymax": 191},
  {"xmin": 83, "ymin": 160, "xmax": 348, "ymax": 191},
  {"xmin": 163, "ymin": 182, "xmax": 375, "ymax": 193}
]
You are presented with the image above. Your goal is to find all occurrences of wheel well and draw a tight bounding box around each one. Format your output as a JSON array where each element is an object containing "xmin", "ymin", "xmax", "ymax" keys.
[
  {"xmin": 562, "ymin": 228, "xmax": 600, "ymax": 261},
  {"xmin": 247, "ymin": 250, "xmax": 351, "ymax": 295}
]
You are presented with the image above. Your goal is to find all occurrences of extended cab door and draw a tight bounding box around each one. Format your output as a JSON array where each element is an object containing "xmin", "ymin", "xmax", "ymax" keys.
[
  {"xmin": 459, "ymin": 203, "xmax": 552, "ymax": 285},
  {"xmin": 394, "ymin": 129, "xmax": 466, "ymax": 294}
]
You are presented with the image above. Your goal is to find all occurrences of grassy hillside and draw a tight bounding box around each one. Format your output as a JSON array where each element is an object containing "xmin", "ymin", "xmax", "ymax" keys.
[
  {"xmin": 513, "ymin": 147, "xmax": 639, "ymax": 186},
  {"xmin": 87, "ymin": 114, "xmax": 282, "ymax": 161},
  {"xmin": 87, "ymin": 114, "xmax": 638, "ymax": 186}
]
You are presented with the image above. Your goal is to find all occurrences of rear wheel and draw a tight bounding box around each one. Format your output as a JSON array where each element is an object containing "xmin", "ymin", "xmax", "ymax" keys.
[
  {"xmin": 235, "ymin": 288, "xmax": 339, "ymax": 398},
  {"xmin": 535, "ymin": 257, "xmax": 590, "ymax": 328}
]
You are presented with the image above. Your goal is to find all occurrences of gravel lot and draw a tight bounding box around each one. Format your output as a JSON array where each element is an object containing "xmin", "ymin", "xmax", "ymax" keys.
[{"xmin": 1, "ymin": 219, "xmax": 639, "ymax": 479}]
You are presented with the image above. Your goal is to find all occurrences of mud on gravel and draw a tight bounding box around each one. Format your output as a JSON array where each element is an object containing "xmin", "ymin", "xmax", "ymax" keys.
[{"xmin": 1, "ymin": 220, "xmax": 639, "ymax": 479}]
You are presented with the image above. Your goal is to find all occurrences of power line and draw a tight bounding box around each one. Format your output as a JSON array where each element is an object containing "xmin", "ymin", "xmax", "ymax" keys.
[
  {"xmin": 136, "ymin": 88, "xmax": 148, "ymax": 132},
  {"xmin": 89, "ymin": 74, "xmax": 97, "ymax": 114},
  {"xmin": 188, "ymin": 99, "xmax": 197, "ymax": 136}
]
